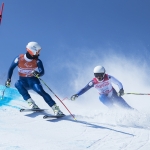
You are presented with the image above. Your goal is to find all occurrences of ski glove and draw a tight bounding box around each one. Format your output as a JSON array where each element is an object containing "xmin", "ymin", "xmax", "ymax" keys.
[
  {"xmin": 5, "ymin": 79, "xmax": 11, "ymax": 87},
  {"xmin": 118, "ymin": 88, "xmax": 124, "ymax": 97},
  {"xmin": 32, "ymin": 70, "xmax": 40, "ymax": 78},
  {"xmin": 70, "ymin": 94, "xmax": 78, "ymax": 101}
]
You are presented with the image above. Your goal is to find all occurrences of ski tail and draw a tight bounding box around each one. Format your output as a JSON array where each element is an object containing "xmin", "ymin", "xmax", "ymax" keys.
[{"xmin": 20, "ymin": 108, "xmax": 46, "ymax": 112}]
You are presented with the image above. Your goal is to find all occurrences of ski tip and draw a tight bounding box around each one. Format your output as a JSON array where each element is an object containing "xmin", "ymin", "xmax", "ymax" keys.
[
  {"xmin": 20, "ymin": 109, "xmax": 24, "ymax": 112},
  {"xmin": 43, "ymin": 115, "xmax": 48, "ymax": 119},
  {"xmin": 43, "ymin": 114, "xmax": 65, "ymax": 119}
]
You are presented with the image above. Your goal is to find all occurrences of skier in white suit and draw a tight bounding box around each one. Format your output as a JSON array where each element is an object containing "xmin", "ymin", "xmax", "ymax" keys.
[{"xmin": 71, "ymin": 66, "xmax": 133, "ymax": 110}]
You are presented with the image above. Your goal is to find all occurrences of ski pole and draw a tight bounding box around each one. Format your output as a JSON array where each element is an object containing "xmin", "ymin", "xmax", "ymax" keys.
[
  {"xmin": 1, "ymin": 86, "xmax": 7, "ymax": 99},
  {"xmin": 124, "ymin": 93, "xmax": 150, "ymax": 95},
  {"xmin": 37, "ymin": 76, "xmax": 76, "ymax": 120}
]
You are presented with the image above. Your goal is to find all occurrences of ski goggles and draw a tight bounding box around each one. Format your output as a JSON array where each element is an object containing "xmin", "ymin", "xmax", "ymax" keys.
[
  {"xmin": 94, "ymin": 73, "xmax": 105, "ymax": 78},
  {"xmin": 27, "ymin": 48, "xmax": 41, "ymax": 56}
]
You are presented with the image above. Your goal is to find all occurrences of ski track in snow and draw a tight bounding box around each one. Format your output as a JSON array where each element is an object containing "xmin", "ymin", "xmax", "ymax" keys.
[{"xmin": 0, "ymin": 86, "xmax": 150, "ymax": 150}]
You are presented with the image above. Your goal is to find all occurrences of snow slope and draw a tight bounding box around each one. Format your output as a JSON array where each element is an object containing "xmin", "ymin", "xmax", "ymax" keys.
[{"xmin": 0, "ymin": 85, "xmax": 150, "ymax": 150}]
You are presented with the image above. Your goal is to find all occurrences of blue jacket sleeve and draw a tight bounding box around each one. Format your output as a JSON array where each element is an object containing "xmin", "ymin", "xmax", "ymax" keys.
[
  {"xmin": 7, "ymin": 56, "xmax": 19, "ymax": 80},
  {"xmin": 76, "ymin": 80, "xmax": 94, "ymax": 96},
  {"xmin": 37, "ymin": 59, "xmax": 44, "ymax": 77}
]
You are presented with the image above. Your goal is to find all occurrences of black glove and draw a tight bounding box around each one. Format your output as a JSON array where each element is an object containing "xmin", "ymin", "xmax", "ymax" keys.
[
  {"xmin": 70, "ymin": 94, "xmax": 78, "ymax": 101},
  {"xmin": 5, "ymin": 79, "xmax": 11, "ymax": 87},
  {"xmin": 32, "ymin": 70, "xmax": 40, "ymax": 78},
  {"xmin": 118, "ymin": 88, "xmax": 124, "ymax": 97}
]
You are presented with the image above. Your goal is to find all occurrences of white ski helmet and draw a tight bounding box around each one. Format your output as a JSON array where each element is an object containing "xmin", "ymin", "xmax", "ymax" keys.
[
  {"xmin": 26, "ymin": 42, "xmax": 41, "ymax": 56},
  {"xmin": 93, "ymin": 66, "xmax": 106, "ymax": 80},
  {"xmin": 93, "ymin": 65, "xmax": 105, "ymax": 74}
]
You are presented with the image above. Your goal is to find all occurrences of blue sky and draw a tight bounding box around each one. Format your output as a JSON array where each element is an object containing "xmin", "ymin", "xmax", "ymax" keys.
[{"xmin": 0, "ymin": 0, "xmax": 150, "ymax": 97}]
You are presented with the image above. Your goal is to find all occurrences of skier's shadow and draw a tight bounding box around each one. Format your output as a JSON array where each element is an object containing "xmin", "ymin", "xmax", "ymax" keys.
[
  {"xmin": 24, "ymin": 113, "xmax": 135, "ymax": 136},
  {"xmin": 46, "ymin": 115, "xmax": 135, "ymax": 136},
  {"xmin": 24, "ymin": 111, "xmax": 50, "ymax": 118}
]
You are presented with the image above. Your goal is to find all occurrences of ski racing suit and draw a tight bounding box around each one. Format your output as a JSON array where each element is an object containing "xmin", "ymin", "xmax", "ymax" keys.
[
  {"xmin": 7, "ymin": 54, "xmax": 56, "ymax": 107},
  {"xmin": 76, "ymin": 74, "xmax": 132, "ymax": 109}
]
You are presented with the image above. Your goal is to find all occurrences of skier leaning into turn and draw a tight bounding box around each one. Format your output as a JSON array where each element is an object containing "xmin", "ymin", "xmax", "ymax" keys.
[
  {"xmin": 71, "ymin": 65, "xmax": 133, "ymax": 110},
  {"xmin": 5, "ymin": 41, "xmax": 64, "ymax": 116}
]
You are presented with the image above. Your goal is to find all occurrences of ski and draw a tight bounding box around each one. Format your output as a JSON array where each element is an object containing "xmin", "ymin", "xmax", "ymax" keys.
[
  {"xmin": 43, "ymin": 114, "xmax": 65, "ymax": 119},
  {"xmin": 20, "ymin": 108, "xmax": 46, "ymax": 112}
]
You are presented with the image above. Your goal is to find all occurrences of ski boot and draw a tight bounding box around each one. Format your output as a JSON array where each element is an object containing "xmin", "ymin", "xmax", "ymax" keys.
[
  {"xmin": 52, "ymin": 104, "xmax": 64, "ymax": 116},
  {"xmin": 27, "ymin": 98, "xmax": 40, "ymax": 109}
]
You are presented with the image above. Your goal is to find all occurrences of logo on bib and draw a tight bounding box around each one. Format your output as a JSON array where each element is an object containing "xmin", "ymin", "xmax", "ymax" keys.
[
  {"xmin": 24, "ymin": 62, "xmax": 32, "ymax": 68},
  {"xmin": 95, "ymin": 81, "xmax": 109, "ymax": 88}
]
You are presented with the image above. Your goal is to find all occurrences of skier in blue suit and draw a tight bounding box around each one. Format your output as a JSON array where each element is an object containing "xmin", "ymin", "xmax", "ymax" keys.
[
  {"xmin": 71, "ymin": 66, "xmax": 133, "ymax": 110},
  {"xmin": 5, "ymin": 42, "xmax": 64, "ymax": 116}
]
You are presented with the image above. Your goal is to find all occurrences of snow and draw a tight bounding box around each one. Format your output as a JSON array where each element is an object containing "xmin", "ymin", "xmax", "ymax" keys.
[{"xmin": 0, "ymin": 85, "xmax": 150, "ymax": 150}]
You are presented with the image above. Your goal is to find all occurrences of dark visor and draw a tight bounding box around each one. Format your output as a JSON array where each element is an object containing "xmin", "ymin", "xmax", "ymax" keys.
[{"xmin": 94, "ymin": 73, "xmax": 105, "ymax": 77}]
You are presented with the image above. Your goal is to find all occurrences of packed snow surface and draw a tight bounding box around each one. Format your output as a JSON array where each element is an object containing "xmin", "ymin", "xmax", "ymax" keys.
[{"xmin": 0, "ymin": 85, "xmax": 150, "ymax": 150}]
